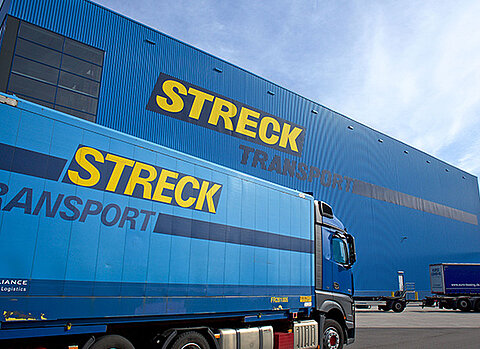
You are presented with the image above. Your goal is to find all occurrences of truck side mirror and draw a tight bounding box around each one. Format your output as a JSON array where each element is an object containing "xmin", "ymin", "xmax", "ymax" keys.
[{"xmin": 346, "ymin": 234, "xmax": 356, "ymax": 265}]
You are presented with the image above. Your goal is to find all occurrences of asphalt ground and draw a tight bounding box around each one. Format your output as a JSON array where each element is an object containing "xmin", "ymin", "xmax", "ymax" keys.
[{"xmin": 349, "ymin": 305, "xmax": 480, "ymax": 348}]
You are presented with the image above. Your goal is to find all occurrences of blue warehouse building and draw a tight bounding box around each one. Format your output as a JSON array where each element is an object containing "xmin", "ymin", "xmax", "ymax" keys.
[{"xmin": 0, "ymin": 0, "xmax": 479, "ymax": 297}]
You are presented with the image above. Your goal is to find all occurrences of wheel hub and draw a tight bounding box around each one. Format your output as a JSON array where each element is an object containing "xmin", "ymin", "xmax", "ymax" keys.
[{"xmin": 324, "ymin": 327, "xmax": 340, "ymax": 349}]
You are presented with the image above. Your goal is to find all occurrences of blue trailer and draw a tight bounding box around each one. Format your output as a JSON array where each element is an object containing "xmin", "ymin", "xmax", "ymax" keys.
[
  {"xmin": 424, "ymin": 263, "xmax": 480, "ymax": 312},
  {"xmin": 0, "ymin": 0, "xmax": 479, "ymax": 302},
  {"xmin": 0, "ymin": 94, "xmax": 356, "ymax": 348}
]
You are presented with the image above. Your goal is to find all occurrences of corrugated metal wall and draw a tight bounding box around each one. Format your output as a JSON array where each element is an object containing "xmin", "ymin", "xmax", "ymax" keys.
[{"xmin": 6, "ymin": 0, "xmax": 480, "ymax": 296}]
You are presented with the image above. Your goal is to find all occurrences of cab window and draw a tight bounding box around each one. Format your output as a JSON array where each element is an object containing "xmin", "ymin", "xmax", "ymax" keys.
[{"xmin": 331, "ymin": 237, "xmax": 348, "ymax": 264}]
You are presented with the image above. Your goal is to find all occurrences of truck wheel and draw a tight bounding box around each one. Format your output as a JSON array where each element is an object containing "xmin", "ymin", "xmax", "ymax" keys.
[
  {"xmin": 378, "ymin": 305, "xmax": 389, "ymax": 311},
  {"xmin": 392, "ymin": 300, "xmax": 406, "ymax": 313},
  {"xmin": 90, "ymin": 335, "xmax": 135, "ymax": 349},
  {"xmin": 424, "ymin": 298, "xmax": 435, "ymax": 307},
  {"xmin": 474, "ymin": 300, "xmax": 480, "ymax": 312},
  {"xmin": 323, "ymin": 319, "xmax": 344, "ymax": 349},
  {"xmin": 457, "ymin": 298, "xmax": 471, "ymax": 312},
  {"xmin": 439, "ymin": 299, "xmax": 449, "ymax": 309},
  {"xmin": 170, "ymin": 331, "xmax": 210, "ymax": 349}
]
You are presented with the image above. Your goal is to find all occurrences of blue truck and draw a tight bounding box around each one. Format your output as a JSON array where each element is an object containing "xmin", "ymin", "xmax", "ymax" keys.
[
  {"xmin": 0, "ymin": 94, "xmax": 356, "ymax": 349},
  {"xmin": 423, "ymin": 263, "xmax": 480, "ymax": 312}
]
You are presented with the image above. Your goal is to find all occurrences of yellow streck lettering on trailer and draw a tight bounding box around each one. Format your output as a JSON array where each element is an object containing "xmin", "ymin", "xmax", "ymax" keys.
[
  {"xmin": 64, "ymin": 146, "xmax": 223, "ymax": 214},
  {"xmin": 105, "ymin": 153, "xmax": 135, "ymax": 192},
  {"xmin": 152, "ymin": 169, "xmax": 179, "ymax": 204},
  {"xmin": 67, "ymin": 146, "xmax": 104, "ymax": 187},
  {"xmin": 175, "ymin": 176, "xmax": 200, "ymax": 208},
  {"xmin": 125, "ymin": 162, "xmax": 158, "ymax": 199},
  {"xmin": 195, "ymin": 181, "xmax": 222, "ymax": 213}
]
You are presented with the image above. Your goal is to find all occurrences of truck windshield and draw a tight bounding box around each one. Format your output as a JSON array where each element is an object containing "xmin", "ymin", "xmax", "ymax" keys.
[{"xmin": 332, "ymin": 237, "xmax": 348, "ymax": 264}]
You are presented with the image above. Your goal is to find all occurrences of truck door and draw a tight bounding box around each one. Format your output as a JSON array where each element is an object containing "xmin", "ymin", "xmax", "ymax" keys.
[
  {"xmin": 330, "ymin": 234, "xmax": 353, "ymax": 295},
  {"xmin": 319, "ymin": 228, "xmax": 353, "ymax": 295}
]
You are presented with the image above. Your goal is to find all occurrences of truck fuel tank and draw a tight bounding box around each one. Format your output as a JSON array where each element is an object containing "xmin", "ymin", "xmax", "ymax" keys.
[{"xmin": 217, "ymin": 326, "xmax": 273, "ymax": 349}]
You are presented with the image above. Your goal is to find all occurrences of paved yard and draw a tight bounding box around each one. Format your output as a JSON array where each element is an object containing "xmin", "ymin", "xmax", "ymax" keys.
[
  {"xmin": 349, "ymin": 305, "xmax": 480, "ymax": 348},
  {"xmin": 355, "ymin": 304, "xmax": 480, "ymax": 328}
]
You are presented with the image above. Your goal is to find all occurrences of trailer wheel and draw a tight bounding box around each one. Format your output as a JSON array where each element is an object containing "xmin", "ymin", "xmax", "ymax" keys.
[
  {"xmin": 457, "ymin": 298, "xmax": 471, "ymax": 312},
  {"xmin": 89, "ymin": 334, "xmax": 135, "ymax": 349},
  {"xmin": 392, "ymin": 300, "xmax": 406, "ymax": 313},
  {"xmin": 323, "ymin": 319, "xmax": 344, "ymax": 349},
  {"xmin": 170, "ymin": 331, "xmax": 210, "ymax": 349}
]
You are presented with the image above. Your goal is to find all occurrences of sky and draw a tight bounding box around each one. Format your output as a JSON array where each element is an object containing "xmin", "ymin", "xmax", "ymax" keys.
[{"xmin": 95, "ymin": 0, "xmax": 480, "ymax": 183}]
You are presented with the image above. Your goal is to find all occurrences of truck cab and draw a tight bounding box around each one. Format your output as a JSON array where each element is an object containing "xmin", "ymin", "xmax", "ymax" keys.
[{"xmin": 314, "ymin": 201, "xmax": 356, "ymax": 348}]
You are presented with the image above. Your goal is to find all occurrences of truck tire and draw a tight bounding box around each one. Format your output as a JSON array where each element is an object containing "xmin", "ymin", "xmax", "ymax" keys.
[
  {"xmin": 423, "ymin": 298, "xmax": 435, "ymax": 307},
  {"xmin": 474, "ymin": 299, "xmax": 480, "ymax": 312},
  {"xmin": 170, "ymin": 331, "xmax": 210, "ymax": 349},
  {"xmin": 323, "ymin": 319, "xmax": 344, "ymax": 349},
  {"xmin": 457, "ymin": 298, "xmax": 471, "ymax": 312},
  {"xmin": 392, "ymin": 300, "xmax": 406, "ymax": 313},
  {"xmin": 378, "ymin": 305, "xmax": 390, "ymax": 311},
  {"xmin": 89, "ymin": 335, "xmax": 135, "ymax": 349}
]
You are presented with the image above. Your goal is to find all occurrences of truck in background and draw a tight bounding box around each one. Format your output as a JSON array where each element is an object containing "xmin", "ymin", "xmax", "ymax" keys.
[
  {"xmin": 423, "ymin": 263, "xmax": 480, "ymax": 312},
  {"xmin": 0, "ymin": 94, "xmax": 356, "ymax": 349},
  {"xmin": 354, "ymin": 271, "xmax": 419, "ymax": 313}
]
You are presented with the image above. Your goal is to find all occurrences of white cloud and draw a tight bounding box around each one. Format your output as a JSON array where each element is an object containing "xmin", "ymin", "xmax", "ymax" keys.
[{"xmin": 325, "ymin": 1, "xmax": 480, "ymax": 180}]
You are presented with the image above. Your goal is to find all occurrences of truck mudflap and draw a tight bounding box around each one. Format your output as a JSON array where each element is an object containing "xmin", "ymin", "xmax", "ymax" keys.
[{"xmin": 346, "ymin": 322, "xmax": 355, "ymax": 345}]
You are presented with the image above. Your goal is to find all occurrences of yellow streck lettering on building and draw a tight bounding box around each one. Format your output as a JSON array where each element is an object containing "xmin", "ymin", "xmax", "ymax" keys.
[
  {"xmin": 279, "ymin": 124, "xmax": 303, "ymax": 152},
  {"xmin": 67, "ymin": 146, "xmax": 104, "ymax": 187},
  {"xmin": 236, "ymin": 107, "xmax": 260, "ymax": 138},
  {"xmin": 156, "ymin": 79, "xmax": 187, "ymax": 113},
  {"xmin": 148, "ymin": 73, "xmax": 306, "ymax": 156},
  {"xmin": 258, "ymin": 116, "xmax": 280, "ymax": 145},
  {"xmin": 208, "ymin": 97, "xmax": 236, "ymax": 131},
  {"xmin": 188, "ymin": 87, "xmax": 214, "ymax": 120}
]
